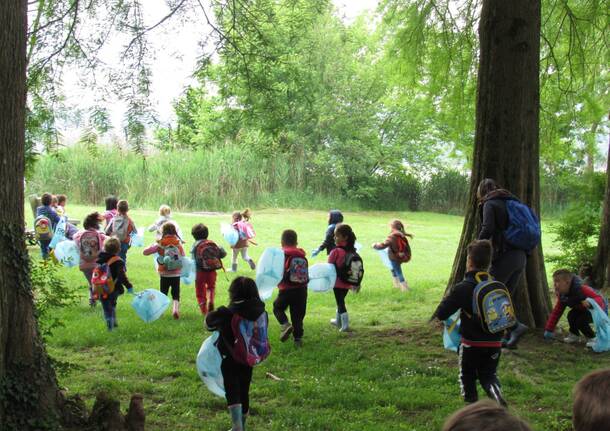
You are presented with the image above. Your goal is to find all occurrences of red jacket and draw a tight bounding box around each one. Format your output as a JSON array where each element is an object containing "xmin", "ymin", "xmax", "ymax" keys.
[
  {"xmin": 278, "ymin": 247, "xmax": 308, "ymax": 291},
  {"xmin": 545, "ymin": 278, "xmax": 606, "ymax": 332},
  {"xmin": 328, "ymin": 241, "xmax": 352, "ymax": 290}
]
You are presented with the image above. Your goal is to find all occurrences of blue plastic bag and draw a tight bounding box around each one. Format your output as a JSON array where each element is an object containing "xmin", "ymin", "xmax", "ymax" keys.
[
  {"xmin": 130, "ymin": 228, "xmax": 145, "ymax": 247},
  {"xmin": 443, "ymin": 311, "xmax": 461, "ymax": 352},
  {"xmin": 49, "ymin": 217, "xmax": 67, "ymax": 249},
  {"xmin": 181, "ymin": 256, "xmax": 195, "ymax": 285},
  {"xmin": 308, "ymin": 263, "xmax": 337, "ymax": 293},
  {"xmin": 587, "ymin": 298, "xmax": 610, "ymax": 353},
  {"xmin": 355, "ymin": 241, "xmax": 363, "ymax": 252},
  {"xmin": 196, "ymin": 331, "xmax": 225, "ymax": 397},
  {"xmin": 255, "ymin": 247, "xmax": 285, "ymax": 300},
  {"xmin": 53, "ymin": 240, "xmax": 80, "ymax": 268},
  {"xmin": 221, "ymin": 223, "xmax": 238, "ymax": 247},
  {"xmin": 131, "ymin": 289, "xmax": 170, "ymax": 323},
  {"xmin": 376, "ymin": 248, "xmax": 393, "ymax": 270}
]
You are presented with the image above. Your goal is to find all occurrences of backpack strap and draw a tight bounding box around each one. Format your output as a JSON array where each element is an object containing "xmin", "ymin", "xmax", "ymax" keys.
[
  {"xmin": 107, "ymin": 256, "xmax": 122, "ymax": 266},
  {"xmin": 474, "ymin": 271, "xmax": 492, "ymax": 284}
]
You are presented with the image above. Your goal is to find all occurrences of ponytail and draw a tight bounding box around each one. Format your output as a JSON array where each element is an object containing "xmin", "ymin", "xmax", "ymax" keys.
[{"xmin": 391, "ymin": 219, "xmax": 414, "ymax": 239}]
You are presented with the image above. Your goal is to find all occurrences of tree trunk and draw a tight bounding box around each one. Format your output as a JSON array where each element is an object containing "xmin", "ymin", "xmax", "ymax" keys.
[
  {"xmin": 0, "ymin": 1, "xmax": 64, "ymax": 429},
  {"xmin": 447, "ymin": 0, "xmax": 551, "ymax": 328},
  {"xmin": 593, "ymin": 114, "xmax": 610, "ymax": 290}
]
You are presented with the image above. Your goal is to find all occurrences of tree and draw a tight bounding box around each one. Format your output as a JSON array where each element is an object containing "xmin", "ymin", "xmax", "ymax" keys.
[
  {"xmin": 594, "ymin": 116, "xmax": 610, "ymax": 290},
  {"xmin": 446, "ymin": 0, "xmax": 552, "ymax": 327}
]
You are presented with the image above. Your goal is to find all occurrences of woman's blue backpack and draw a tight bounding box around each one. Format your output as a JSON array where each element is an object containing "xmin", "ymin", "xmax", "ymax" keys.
[{"xmin": 504, "ymin": 199, "xmax": 541, "ymax": 251}]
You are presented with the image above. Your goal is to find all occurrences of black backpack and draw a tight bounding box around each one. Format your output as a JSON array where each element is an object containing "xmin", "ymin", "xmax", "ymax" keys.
[{"xmin": 336, "ymin": 248, "xmax": 364, "ymax": 286}]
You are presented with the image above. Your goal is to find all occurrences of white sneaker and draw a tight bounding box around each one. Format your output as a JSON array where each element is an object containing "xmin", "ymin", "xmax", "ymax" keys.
[
  {"xmin": 563, "ymin": 333, "xmax": 580, "ymax": 344},
  {"xmin": 586, "ymin": 338, "xmax": 597, "ymax": 348}
]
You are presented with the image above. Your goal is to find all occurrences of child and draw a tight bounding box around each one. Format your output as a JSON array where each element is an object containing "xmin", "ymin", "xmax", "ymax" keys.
[
  {"xmin": 312, "ymin": 210, "xmax": 343, "ymax": 257},
  {"xmin": 73, "ymin": 212, "xmax": 107, "ymax": 307},
  {"xmin": 95, "ymin": 237, "xmax": 133, "ymax": 330},
  {"xmin": 105, "ymin": 199, "xmax": 136, "ymax": 268},
  {"xmin": 206, "ymin": 277, "xmax": 268, "ymax": 431},
  {"xmin": 579, "ymin": 263, "xmax": 597, "ymax": 291},
  {"xmin": 432, "ymin": 239, "xmax": 507, "ymax": 406},
  {"xmin": 442, "ymin": 400, "xmax": 532, "ymax": 431},
  {"xmin": 148, "ymin": 204, "xmax": 183, "ymax": 241},
  {"xmin": 56, "ymin": 194, "xmax": 67, "ymax": 216},
  {"xmin": 51, "ymin": 195, "xmax": 61, "ymax": 215},
  {"xmin": 573, "ymin": 368, "xmax": 610, "ymax": 431},
  {"xmin": 373, "ymin": 219, "xmax": 413, "ymax": 292},
  {"xmin": 191, "ymin": 223, "xmax": 227, "ymax": 315},
  {"xmin": 273, "ymin": 229, "xmax": 308, "ymax": 347},
  {"xmin": 35, "ymin": 192, "xmax": 61, "ymax": 259},
  {"xmin": 103, "ymin": 195, "xmax": 118, "ymax": 228},
  {"xmin": 143, "ymin": 222, "xmax": 185, "ymax": 319},
  {"xmin": 329, "ymin": 223, "xmax": 359, "ymax": 332},
  {"xmin": 230, "ymin": 210, "xmax": 256, "ymax": 272},
  {"xmin": 543, "ymin": 269, "xmax": 607, "ymax": 346}
]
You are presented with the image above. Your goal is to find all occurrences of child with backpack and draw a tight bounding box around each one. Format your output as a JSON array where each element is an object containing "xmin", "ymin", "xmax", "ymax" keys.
[
  {"xmin": 311, "ymin": 210, "xmax": 343, "ymax": 257},
  {"xmin": 206, "ymin": 276, "xmax": 269, "ymax": 431},
  {"xmin": 143, "ymin": 222, "xmax": 185, "ymax": 319},
  {"xmin": 148, "ymin": 204, "xmax": 183, "ymax": 241},
  {"xmin": 103, "ymin": 195, "xmax": 118, "ymax": 228},
  {"xmin": 35, "ymin": 192, "xmax": 61, "ymax": 259},
  {"xmin": 191, "ymin": 223, "xmax": 227, "ymax": 315},
  {"xmin": 73, "ymin": 212, "xmax": 107, "ymax": 307},
  {"xmin": 93, "ymin": 237, "xmax": 133, "ymax": 330},
  {"xmin": 373, "ymin": 219, "xmax": 413, "ymax": 292},
  {"xmin": 543, "ymin": 269, "xmax": 607, "ymax": 346},
  {"xmin": 105, "ymin": 199, "xmax": 136, "ymax": 268},
  {"xmin": 229, "ymin": 210, "xmax": 256, "ymax": 272},
  {"xmin": 273, "ymin": 229, "xmax": 308, "ymax": 347},
  {"xmin": 329, "ymin": 223, "xmax": 364, "ymax": 332},
  {"xmin": 432, "ymin": 239, "xmax": 512, "ymax": 406}
]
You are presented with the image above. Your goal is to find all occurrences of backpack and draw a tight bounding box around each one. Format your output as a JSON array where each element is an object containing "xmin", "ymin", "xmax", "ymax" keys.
[
  {"xmin": 91, "ymin": 256, "xmax": 121, "ymax": 299},
  {"xmin": 230, "ymin": 312, "xmax": 271, "ymax": 366},
  {"xmin": 195, "ymin": 240, "xmax": 223, "ymax": 271},
  {"xmin": 393, "ymin": 235, "xmax": 411, "ymax": 263},
  {"xmin": 336, "ymin": 248, "xmax": 364, "ymax": 286},
  {"xmin": 34, "ymin": 215, "xmax": 53, "ymax": 241},
  {"xmin": 503, "ymin": 199, "xmax": 541, "ymax": 251},
  {"xmin": 79, "ymin": 230, "xmax": 101, "ymax": 263},
  {"xmin": 111, "ymin": 215, "xmax": 131, "ymax": 242},
  {"xmin": 471, "ymin": 272, "xmax": 517, "ymax": 334},
  {"xmin": 158, "ymin": 244, "xmax": 183, "ymax": 271},
  {"xmin": 283, "ymin": 255, "xmax": 309, "ymax": 285}
]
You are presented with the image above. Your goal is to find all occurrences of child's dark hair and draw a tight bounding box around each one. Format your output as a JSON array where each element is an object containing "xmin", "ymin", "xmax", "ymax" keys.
[
  {"xmin": 573, "ymin": 368, "xmax": 610, "ymax": 431},
  {"xmin": 117, "ymin": 199, "xmax": 129, "ymax": 214},
  {"xmin": 335, "ymin": 223, "xmax": 356, "ymax": 252},
  {"xmin": 232, "ymin": 211, "xmax": 243, "ymax": 222},
  {"xmin": 442, "ymin": 400, "xmax": 532, "ymax": 431},
  {"xmin": 281, "ymin": 229, "xmax": 298, "ymax": 246},
  {"xmin": 579, "ymin": 263, "xmax": 593, "ymax": 278},
  {"xmin": 467, "ymin": 240, "xmax": 492, "ymax": 270},
  {"xmin": 83, "ymin": 212, "xmax": 102, "ymax": 230},
  {"xmin": 191, "ymin": 223, "xmax": 209, "ymax": 241},
  {"xmin": 57, "ymin": 194, "xmax": 67, "ymax": 205},
  {"xmin": 161, "ymin": 222, "xmax": 177, "ymax": 237},
  {"xmin": 105, "ymin": 195, "xmax": 118, "ymax": 211},
  {"xmin": 104, "ymin": 237, "xmax": 121, "ymax": 255},
  {"xmin": 228, "ymin": 277, "xmax": 261, "ymax": 303},
  {"xmin": 41, "ymin": 193, "xmax": 53, "ymax": 206}
]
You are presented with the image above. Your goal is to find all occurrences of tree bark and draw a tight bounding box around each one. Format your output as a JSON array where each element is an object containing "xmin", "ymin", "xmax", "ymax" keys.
[
  {"xmin": 593, "ymin": 114, "xmax": 610, "ymax": 290},
  {"xmin": 447, "ymin": 0, "xmax": 551, "ymax": 327},
  {"xmin": 0, "ymin": 1, "xmax": 64, "ymax": 428}
]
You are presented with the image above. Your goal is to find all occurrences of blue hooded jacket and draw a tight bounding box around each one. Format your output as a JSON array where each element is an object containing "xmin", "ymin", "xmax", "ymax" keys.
[{"xmin": 317, "ymin": 210, "xmax": 344, "ymax": 255}]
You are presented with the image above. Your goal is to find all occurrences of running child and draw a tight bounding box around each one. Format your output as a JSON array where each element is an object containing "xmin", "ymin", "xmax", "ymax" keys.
[
  {"xmin": 148, "ymin": 204, "xmax": 183, "ymax": 241},
  {"xmin": 105, "ymin": 199, "xmax": 136, "ymax": 267},
  {"xmin": 192, "ymin": 223, "xmax": 227, "ymax": 315},
  {"xmin": 103, "ymin": 195, "xmax": 118, "ymax": 228},
  {"xmin": 34, "ymin": 192, "xmax": 61, "ymax": 259},
  {"xmin": 73, "ymin": 212, "xmax": 107, "ymax": 306},
  {"xmin": 373, "ymin": 219, "xmax": 413, "ymax": 292},
  {"xmin": 230, "ymin": 210, "xmax": 256, "ymax": 272},
  {"xmin": 312, "ymin": 210, "xmax": 343, "ymax": 257}
]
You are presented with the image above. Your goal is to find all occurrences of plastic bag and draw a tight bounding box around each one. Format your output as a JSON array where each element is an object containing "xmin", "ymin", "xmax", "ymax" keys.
[
  {"xmin": 587, "ymin": 298, "xmax": 610, "ymax": 353},
  {"xmin": 221, "ymin": 223, "xmax": 238, "ymax": 247},
  {"xmin": 443, "ymin": 311, "xmax": 461, "ymax": 352},
  {"xmin": 308, "ymin": 263, "xmax": 337, "ymax": 293},
  {"xmin": 130, "ymin": 228, "xmax": 145, "ymax": 247},
  {"xmin": 255, "ymin": 247, "xmax": 285, "ymax": 300},
  {"xmin": 355, "ymin": 241, "xmax": 363, "ymax": 252},
  {"xmin": 196, "ymin": 331, "xmax": 225, "ymax": 397},
  {"xmin": 376, "ymin": 248, "xmax": 393, "ymax": 270},
  {"xmin": 49, "ymin": 217, "xmax": 67, "ymax": 249},
  {"xmin": 131, "ymin": 289, "xmax": 170, "ymax": 323},
  {"xmin": 53, "ymin": 240, "xmax": 80, "ymax": 268},
  {"xmin": 181, "ymin": 256, "xmax": 195, "ymax": 285}
]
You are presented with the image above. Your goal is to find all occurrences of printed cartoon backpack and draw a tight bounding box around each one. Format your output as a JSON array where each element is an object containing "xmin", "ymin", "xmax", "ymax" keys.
[
  {"xmin": 34, "ymin": 215, "xmax": 53, "ymax": 241},
  {"xmin": 158, "ymin": 244, "xmax": 183, "ymax": 271},
  {"xmin": 283, "ymin": 255, "xmax": 309, "ymax": 285},
  {"xmin": 337, "ymin": 248, "xmax": 364, "ymax": 286},
  {"xmin": 394, "ymin": 235, "xmax": 411, "ymax": 263},
  {"xmin": 230, "ymin": 312, "xmax": 271, "ymax": 366},
  {"xmin": 111, "ymin": 215, "xmax": 130, "ymax": 242},
  {"xmin": 79, "ymin": 230, "xmax": 101, "ymax": 263},
  {"xmin": 471, "ymin": 272, "xmax": 517, "ymax": 334},
  {"xmin": 91, "ymin": 256, "xmax": 121, "ymax": 299},
  {"xmin": 503, "ymin": 199, "xmax": 541, "ymax": 251},
  {"xmin": 195, "ymin": 240, "xmax": 224, "ymax": 271}
]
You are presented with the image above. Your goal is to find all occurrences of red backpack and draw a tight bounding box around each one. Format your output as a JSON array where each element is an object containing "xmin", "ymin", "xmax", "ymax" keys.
[
  {"xmin": 283, "ymin": 255, "xmax": 309, "ymax": 286},
  {"xmin": 393, "ymin": 236, "xmax": 411, "ymax": 263},
  {"xmin": 195, "ymin": 240, "xmax": 224, "ymax": 271}
]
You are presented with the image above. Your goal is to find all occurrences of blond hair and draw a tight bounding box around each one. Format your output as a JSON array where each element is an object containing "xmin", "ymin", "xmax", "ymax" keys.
[{"xmin": 159, "ymin": 204, "xmax": 171, "ymax": 217}]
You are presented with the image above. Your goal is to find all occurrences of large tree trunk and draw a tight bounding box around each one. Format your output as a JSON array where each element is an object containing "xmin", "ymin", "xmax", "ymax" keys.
[
  {"xmin": 0, "ymin": 1, "xmax": 64, "ymax": 428},
  {"xmin": 593, "ymin": 115, "xmax": 610, "ymax": 290},
  {"xmin": 447, "ymin": 0, "xmax": 551, "ymax": 328}
]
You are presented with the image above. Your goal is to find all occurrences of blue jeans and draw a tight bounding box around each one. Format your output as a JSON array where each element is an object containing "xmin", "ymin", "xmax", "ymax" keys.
[
  {"xmin": 101, "ymin": 291, "xmax": 119, "ymax": 328},
  {"xmin": 390, "ymin": 260, "xmax": 404, "ymax": 283},
  {"xmin": 119, "ymin": 242, "xmax": 130, "ymax": 269},
  {"xmin": 39, "ymin": 239, "xmax": 51, "ymax": 259}
]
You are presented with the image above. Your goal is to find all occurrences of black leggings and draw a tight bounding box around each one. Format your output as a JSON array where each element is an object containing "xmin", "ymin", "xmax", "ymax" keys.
[
  {"xmin": 273, "ymin": 288, "xmax": 308, "ymax": 339},
  {"xmin": 490, "ymin": 249, "xmax": 527, "ymax": 296},
  {"xmin": 160, "ymin": 276, "xmax": 180, "ymax": 301},
  {"xmin": 568, "ymin": 308, "xmax": 595, "ymax": 338},
  {"xmin": 333, "ymin": 288, "xmax": 349, "ymax": 314},
  {"xmin": 221, "ymin": 357, "xmax": 253, "ymax": 414}
]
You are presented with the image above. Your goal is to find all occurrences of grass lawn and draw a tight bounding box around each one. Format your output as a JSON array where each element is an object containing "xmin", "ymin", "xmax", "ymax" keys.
[{"xmin": 35, "ymin": 205, "xmax": 609, "ymax": 430}]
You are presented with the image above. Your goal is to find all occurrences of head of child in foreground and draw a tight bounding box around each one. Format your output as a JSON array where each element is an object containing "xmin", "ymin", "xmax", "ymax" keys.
[
  {"xmin": 281, "ymin": 229, "xmax": 298, "ymax": 248},
  {"xmin": 161, "ymin": 222, "xmax": 177, "ymax": 237},
  {"xmin": 232, "ymin": 211, "xmax": 243, "ymax": 223},
  {"xmin": 159, "ymin": 204, "xmax": 171, "ymax": 217},
  {"xmin": 442, "ymin": 400, "xmax": 532, "ymax": 431},
  {"xmin": 104, "ymin": 237, "xmax": 121, "ymax": 255},
  {"xmin": 466, "ymin": 240, "xmax": 492, "ymax": 272},
  {"xmin": 334, "ymin": 223, "xmax": 356, "ymax": 249},
  {"xmin": 105, "ymin": 195, "xmax": 118, "ymax": 211},
  {"xmin": 191, "ymin": 223, "xmax": 209, "ymax": 241},
  {"xmin": 552, "ymin": 269, "xmax": 573, "ymax": 295},
  {"xmin": 117, "ymin": 200, "xmax": 129, "ymax": 215},
  {"xmin": 229, "ymin": 277, "xmax": 261, "ymax": 304},
  {"xmin": 573, "ymin": 368, "xmax": 610, "ymax": 431}
]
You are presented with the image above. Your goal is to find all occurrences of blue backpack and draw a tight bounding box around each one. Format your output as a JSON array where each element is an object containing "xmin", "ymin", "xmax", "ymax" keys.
[
  {"xmin": 472, "ymin": 272, "xmax": 517, "ymax": 334},
  {"xmin": 503, "ymin": 199, "xmax": 541, "ymax": 251}
]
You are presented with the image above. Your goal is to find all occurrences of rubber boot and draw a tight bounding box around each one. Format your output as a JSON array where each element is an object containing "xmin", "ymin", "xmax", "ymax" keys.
[
  {"xmin": 483, "ymin": 383, "xmax": 508, "ymax": 407},
  {"xmin": 228, "ymin": 404, "xmax": 243, "ymax": 431},
  {"xmin": 242, "ymin": 412, "xmax": 248, "ymax": 431},
  {"xmin": 392, "ymin": 277, "xmax": 401, "ymax": 289},
  {"xmin": 279, "ymin": 322, "xmax": 293, "ymax": 342},
  {"xmin": 248, "ymin": 259, "xmax": 256, "ymax": 270},
  {"xmin": 339, "ymin": 312, "xmax": 350, "ymax": 332},
  {"xmin": 330, "ymin": 311, "xmax": 340, "ymax": 327},
  {"xmin": 505, "ymin": 322, "xmax": 528, "ymax": 349},
  {"xmin": 400, "ymin": 281, "xmax": 410, "ymax": 292},
  {"xmin": 230, "ymin": 263, "xmax": 238, "ymax": 273},
  {"xmin": 172, "ymin": 300, "xmax": 180, "ymax": 320}
]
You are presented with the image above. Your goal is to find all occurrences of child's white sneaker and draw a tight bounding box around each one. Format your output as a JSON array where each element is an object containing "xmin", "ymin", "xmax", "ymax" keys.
[
  {"xmin": 279, "ymin": 323, "xmax": 293, "ymax": 342},
  {"xmin": 586, "ymin": 337, "xmax": 597, "ymax": 348},
  {"xmin": 563, "ymin": 333, "xmax": 580, "ymax": 344}
]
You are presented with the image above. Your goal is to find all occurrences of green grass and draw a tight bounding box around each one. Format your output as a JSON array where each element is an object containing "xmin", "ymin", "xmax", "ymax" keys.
[{"xmin": 35, "ymin": 205, "xmax": 608, "ymax": 431}]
